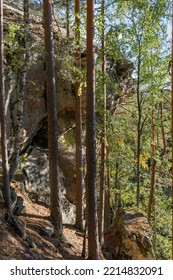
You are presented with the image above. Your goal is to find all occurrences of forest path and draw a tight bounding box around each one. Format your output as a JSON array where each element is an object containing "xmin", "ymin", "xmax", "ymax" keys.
[{"xmin": 0, "ymin": 185, "xmax": 85, "ymax": 260}]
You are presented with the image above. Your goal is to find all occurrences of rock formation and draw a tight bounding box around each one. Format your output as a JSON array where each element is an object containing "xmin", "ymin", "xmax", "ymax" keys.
[
  {"xmin": 1, "ymin": 2, "xmax": 135, "ymax": 225},
  {"xmin": 105, "ymin": 209, "xmax": 155, "ymax": 260}
]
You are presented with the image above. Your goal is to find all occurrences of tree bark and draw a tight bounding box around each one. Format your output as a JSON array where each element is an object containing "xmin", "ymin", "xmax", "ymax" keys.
[
  {"xmin": 160, "ymin": 101, "xmax": 166, "ymax": 157},
  {"xmin": 0, "ymin": 0, "xmax": 12, "ymax": 213},
  {"xmin": 136, "ymin": 48, "xmax": 141, "ymax": 208},
  {"xmin": 98, "ymin": 0, "xmax": 106, "ymax": 246},
  {"xmin": 171, "ymin": 0, "xmax": 173, "ymax": 260},
  {"xmin": 66, "ymin": 0, "xmax": 70, "ymax": 38},
  {"xmin": 9, "ymin": 0, "xmax": 30, "ymax": 183},
  {"xmin": 75, "ymin": 0, "xmax": 84, "ymax": 231},
  {"xmin": 43, "ymin": 0, "xmax": 63, "ymax": 234},
  {"xmin": 24, "ymin": 0, "xmax": 30, "ymax": 64},
  {"xmin": 104, "ymin": 144, "xmax": 110, "ymax": 230},
  {"xmin": 86, "ymin": 0, "xmax": 99, "ymax": 260},
  {"xmin": 147, "ymin": 109, "xmax": 156, "ymax": 224}
]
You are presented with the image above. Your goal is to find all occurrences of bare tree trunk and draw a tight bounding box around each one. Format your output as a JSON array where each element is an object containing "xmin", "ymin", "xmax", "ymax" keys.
[
  {"xmin": 86, "ymin": 0, "xmax": 99, "ymax": 260},
  {"xmin": 171, "ymin": 0, "xmax": 173, "ymax": 260},
  {"xmin": 82, "ymin": 219, "xmax": 87, "ymax": 258},
  {"xmin": 98, "ymin": 0, "xmax": 106, "ymax": 246},
  {"xmin": 148, "ymin": 109, "xmax": 156, "ymax": 224},
  {"xmin": 114, "ymin": 161, "xmax": 120, "ymax": 213},
  {"xmin": 104, "ymin": 144, "xmax": 110, "ymax": 230},
  {"xmin": 43, "ymin": 0, "xmax": 63, "ymax": 234},
  {"xmin": 136, "ymin": 48, "xmax": 141, "ymax": 208},
  {"xmin": 75, "ymin": 0, "xmax": 84, "ymax": 231},
  {"xmin": 98, "ymin": 138, "xmax": 106, "ymax": 244},
  {"xmin": 24, "ymin": 0, "xmax": 30, "ymax": 64},
  {"xmin": 159, "ymin": 101, "xmax": 167, "ymax": 157},
  {"xmin": 66, "ymin": 0, "xmax": 70, "ymax": 38},
  {"xmin": 0, "ymin": 0, "xmax": 12, "ymax": 213},
  {"xmin": 9, "ymin": 0, "xmax": 30, "ymax": 183}
]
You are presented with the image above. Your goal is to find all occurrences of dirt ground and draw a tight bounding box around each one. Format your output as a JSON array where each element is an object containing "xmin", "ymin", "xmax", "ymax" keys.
[{"xmin": 0, "ymin": 186, "xmax": 86, "ymax": 260}]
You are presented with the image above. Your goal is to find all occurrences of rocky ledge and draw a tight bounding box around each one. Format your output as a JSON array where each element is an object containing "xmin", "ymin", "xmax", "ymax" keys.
[{"xmin": 105, "ymin": 209, "xmax": 155, "ymax": 260}]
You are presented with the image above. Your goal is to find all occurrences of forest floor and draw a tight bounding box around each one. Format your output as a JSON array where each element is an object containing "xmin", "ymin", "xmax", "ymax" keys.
[{"xmin": 0, "ymin": 185, "xmax": 86, "ymax": 260}]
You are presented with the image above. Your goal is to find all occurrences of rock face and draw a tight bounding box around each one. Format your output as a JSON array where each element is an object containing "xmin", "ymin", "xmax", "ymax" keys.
[
  {"xmin": 20, "ymin": 146, "xmax": 76, "ymax": 225},
  {"xmin": 105, "ymin": 209, "xmax": 155, "ymax": 260},
  {"xmin": 1, "ymin": 3, "xmax": 135, "ymax": 226}
]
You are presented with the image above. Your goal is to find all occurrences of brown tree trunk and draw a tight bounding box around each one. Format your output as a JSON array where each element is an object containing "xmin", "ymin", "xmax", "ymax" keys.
[
  {"xmin": 43, "ymin": 0, "xmax": 63, "ymax": 234},
  {"xmin": 98, "ymin": 137, "xmax": 106, "ymax": 244},
  {"xmin": 0, "ymin": 0, "xmax": 12, "ymax": 213},
  {"xmin": 86, "ymin": 0, "xmax": 99, "ymax": 260},
  {"xmin": 24, "ymin": 0, "xmax": 30, "ymax": 64},
  {"xmin": 75, "ymin": 0, "xmax": 84, "ymax": 231},
  {"xmin": 98, "ymin": 0, "xmax": 106, "ymax": 246},
  {"xmin": 136, "ymin": 48, "xmax": 141, "ymax": 208},
  {"xmin": 160, "ymin": 101, "xmax": 166, "ymax": 157},
  {"xmin": 66, "ymin": 0, "xmax": 70, "ymax": 38},
  {"xmin": 104, "ymin": 145, "xmax": 110, "ymax": 230},
  {"xmin": 9, "ymin": 0, "xmax": 30, "ymax": 183},
  {"xmin": 82, "ymin": 219, "xmax": 87, "ymax": 258},
  {"xmin": 114, "ymin": 161, "xmax": 120, "ymax": 213},
  {"xmin": 147, "ymin": 109, "xmax": 156, "ymax": 224},
  {"xmin": 171, "ymin": 0, "xmax": 173, "ymax": 260}
]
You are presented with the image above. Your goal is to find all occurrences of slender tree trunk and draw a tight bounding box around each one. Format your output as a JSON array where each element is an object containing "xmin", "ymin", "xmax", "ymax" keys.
[
  {"xmin": 82, "ymin": 218, "xmax": 87, "ymax": 258},
  {"xmin": 114, "ymin": 161, "xmax": 119, "ymax": 212},
  {"xmin": 24, "ymin": 0, "xmax": 30, "ymax": 64},
  {"xmin": 171, "ymin": 0, "xmax": 173, "ymax": 260},
  {"xmin": 98, "ymin": 137, "xmax": 106, "ymax": 244},
  {"xmin": 114, "ymin": 159, "xmax": 122, "ymax": 214},
  {"xmin": 9, "ymin": 0, "xmax": 30, "ymax": 183},
  {"xmin": 160, "ymin": 101, "xmax": 167, "ymax": 157},
  {"xmin": 98, "ymin": 0, "xmax": 106, "ymax": 246},
  {"xmin": 136, "ymin": 49, "xmax": 141, "ymax": 208},
  {"xmin": 0, "ymin": 0, "xmax": 12, "ymax": 213},
  {"xmin": 75, "ymin": 0, "xmax": 84, "ymax": 231},
  {"xmin": 86, "ymin": 0, "xmax": 99, "ymax": 260},
  {"xmin": 147, "ymin": 109, "xmax": 156, "ymax": 223},
  {"xmin": 104, "ymin": 144, "xmax": 110, "ymax": 230},
  {"xmin": 43, "ymin": 0, "xmax": 63, "ymax": 234},
  {"xmin": 66, "ymin": 0, "xmax": 70, "ymax": 38}
]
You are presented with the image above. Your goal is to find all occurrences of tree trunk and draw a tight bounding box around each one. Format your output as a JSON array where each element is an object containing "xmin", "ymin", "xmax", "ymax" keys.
[
  {"xmin": 9, "ymin": 0, "xmax": 30, "ymax": 183},
  {"xmin": 171, "ymin": 0, "xmax": 173, "ymax": 260},
  {"xmin": 86, "ymin": 0, "xmax": 99, "ymax": 260},
  {"xmin": 82, "ymin": 219, "xmax": 87, "ymax": 258},
  {"xmin": 66, "ymin": 0, "xmax": 70, "ymax": 38},
  {"xmin": 43, "ymin": 0, "xmax": 63, "ymax": 234},
  {"xmin": 136, "ymin": 49, "xmax": 141, "ymax": 208},
  {"xmin": 160, "ymin": 101, "xmax": 167, "ymax": 157},
  {"xmin": 114, "ymin": 161, "xmax": 119, "ymax": 212},
  {"xmin": 0, "ymin": 0, "xmax": 12, "ymax": 213},
  {"xmin": 98, "ymin": 0, "xmax": 106, "ymax": 246},
  {"xmin": 75, "ymin": 0, "xmax": 84, "ymax": 231},
  {"xmin": 104, "ymin": 144, "xmax": 110, "ymax": 230},
  {"xmin": 147, "ymin": 109, "xmax": 156, "ymax": 224},
  {"xmin": 24, "ymin": 0, "xmax": 30, "ymax": 64}
]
